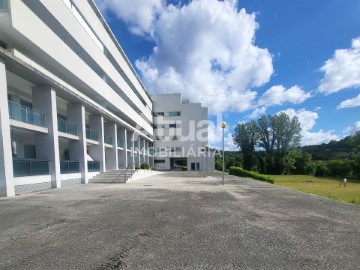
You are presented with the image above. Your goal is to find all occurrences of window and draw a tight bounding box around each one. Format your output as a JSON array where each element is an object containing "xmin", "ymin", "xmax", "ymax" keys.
[
  {"xmin": 170, "ymin": 147, "xmax": 182, "ymax": 152},
  {"xmin": 154, "ymin": 159, "xmax": 165, "ymax": 164},
  {"xmin": 191, "ymin": 163, "xmax": 200, "ymax": 171},
  {"xmin": 169, "ymin": 124, "xmax": 177, "ymax": 128},
  {"xmin": 165, "ymin": 111, "xmax": 181, "ymax": 117},
  {"xmin": 0, "ymin": 39, "xmax": 7, "ymax": 49},
  {"xmin": 0, "ymin": 0, "xmax": 8, "ymax": 10},
  {"xmin": 24, "ymin": 145, "xmax": 36, "ymax": 159},
  {"xmin": 154, "ymin": 112, "xmax": 164, "ymax": 117},
  {"xmin": 172, "ymin": 136, "xmax": 180, "ymax": 141}
]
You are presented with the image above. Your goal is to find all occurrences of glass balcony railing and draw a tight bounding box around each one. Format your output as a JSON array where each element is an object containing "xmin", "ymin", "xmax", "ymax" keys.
[
  {"xmin": 86, "ymin": 128, "xmax": 98, "ymax": 141},
  {"xmin": 0, "ymin": 0, "xmax": 9, "ymax": 10},
  {"xmin": 118, "ymin": 162, "xmax": 126, "ymax": 169},
  {"xmin": 60, "ymin": 161, "xmax": 80, "ymax": 174},
  {"xmin": 116, "ymin": 139, "xmax": 123, "ymax": 148},
  {"xmin": 104, "ymin": 135, "xmax": 112, "ymax": 145},
  {"xmin": 58, "ymin": 118, "xmax": 78, "ymax": 136},
  {"xmin": 127, "ymin": 142, "xmax": 132, "ymax": 149},
  {"xmin": 8, "ymin": 101, "xmax": 46, "ymax": 128},
  {"xmin": 13, "ymin": 159, "xmax": 49, "ymax": 177},
  {"xmin": 88, "ymin": 161, "xmax": 100, "ymax": 172}
]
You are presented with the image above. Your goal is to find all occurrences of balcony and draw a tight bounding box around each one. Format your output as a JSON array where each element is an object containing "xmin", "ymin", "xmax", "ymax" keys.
[
  {"xmin": 8, "ymin": 101, "xmax": 46, "ymax": 128},
  {"xmin": 117, "ymin": 139, "xmax": 124, "ymax": 148},
  {"xmin": 58, "ymin": 118, "xmax": 78, "ymax": 136},
  {"xmin": 86, "ymin": 128, "xmax": 98, "ymax": 141},
  {"xmin": 88, "ymin": 161, "xmax": 100, "ymax": 172},
  {"xmin": 0, "ymin": 0, "xmax": 9, "ymax": 10},
  {"xmin": 60, "ymin": 161, "xmax": 80, "ymax": 174},
  {"xmin": 118, "ymin": 162, "xmax": 126, "ymax": 169},
  {"xmin": 13, "ymin": 159, "xmax": 49, "ymax": 177},
  {"xmin": 104, "ymin": 135, "xmax": 113, "ymax": 145},
  {"xmin": 127, "ymin": 142, "xmax": 132, "ymax": 149}
]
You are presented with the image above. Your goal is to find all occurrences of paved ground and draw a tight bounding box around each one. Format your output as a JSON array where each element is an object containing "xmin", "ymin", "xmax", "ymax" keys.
[{"xmin": 0, "ymin": 172, "xmax": 359, "ymax": 270}]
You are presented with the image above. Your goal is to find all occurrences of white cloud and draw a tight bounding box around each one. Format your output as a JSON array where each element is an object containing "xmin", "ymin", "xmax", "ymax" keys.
[
  {"xmin": 224, "ymin": 133, "xmax": 237, "ymax": 151},
  {"xmin": 208, "ymin": 119, "xmax": 236, "ymax": 151},
  {"xmin": 135, "ymin": 0, "xmax": 273, "ymax": 114},
  {"xmin": 318, "ymin": 37, "xmax": 360, "ymax": 94},
  {"xmin": 95, "ymin": 0, "xmax": 164, "ymax": 36},
  {"xmin": 337, "ymin": 94, "xmax": 360, "ymax": 109},
  {"xmin": 246, "ymin": 106, "xmax": 266, "ymax": 119},
  {"xmin": 343, "ymin": 121, "xmax": 360, "ymax": 136},
  {"xmin": 258, "ymin": 85, "xmax": 311, "ymax": 107},
  {"xmin": 280, "ymin": 108, "xmax": 338, "ymax": 146},
  {"xmin": 301, "ymin": 130, "xmax": 338, "ymax": 146}
]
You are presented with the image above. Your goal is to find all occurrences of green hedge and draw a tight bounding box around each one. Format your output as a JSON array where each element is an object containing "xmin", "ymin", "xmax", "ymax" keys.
[{"xmin": 229, "ymin": 166, "xmax": 274, "ymax": 184}]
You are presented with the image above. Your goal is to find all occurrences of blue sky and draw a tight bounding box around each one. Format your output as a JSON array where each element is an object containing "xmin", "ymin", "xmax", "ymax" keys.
[{"xmin": 95, "ymin": 0, "xmax": 360, "ymax": 150}]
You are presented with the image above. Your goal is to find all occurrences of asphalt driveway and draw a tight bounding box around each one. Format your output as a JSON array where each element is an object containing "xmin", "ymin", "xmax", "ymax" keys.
[{"xmin": 0, "ymin": 171, "xmax": 359, "ymax": 269}]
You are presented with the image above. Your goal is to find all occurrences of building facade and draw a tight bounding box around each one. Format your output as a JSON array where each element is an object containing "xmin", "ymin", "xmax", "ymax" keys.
[
  {"xmin": 0, "ymin": 0, "xmax": 154, "ymax": 196},
  {"xmin": 152, "ymin": 94, "xmax": 215, "ymax": 171}
]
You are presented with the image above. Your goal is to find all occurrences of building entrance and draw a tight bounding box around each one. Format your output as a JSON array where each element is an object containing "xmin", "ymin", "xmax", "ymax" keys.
[{"xmin": 170, "ymin": 158, "xmax": 187, "ymax": 171}]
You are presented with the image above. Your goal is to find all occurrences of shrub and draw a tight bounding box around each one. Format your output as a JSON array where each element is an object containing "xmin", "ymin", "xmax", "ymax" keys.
[
  {"xmin": 140, "ymin": 163, "xmax": 150, "ymax": 169},
  {"xmin": 229, "ymin": 166, "xmax": 274, "ymax": 184}
]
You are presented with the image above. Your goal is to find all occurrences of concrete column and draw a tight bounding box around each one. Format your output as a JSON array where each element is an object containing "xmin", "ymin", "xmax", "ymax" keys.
[
  {"xmin": 124, "ymin": 129, "xmax": 128, "ymax": 168},
  {"xmin": 0, "ymin": 58, "xmax": 15, "ymax": 197},
  {"xmin": 142, "ymin": 139, "xmax": 146, "ymax": 164},
  {"xmin": 32, "ymin": 86, "xmax": 61, "ymax": 188},
  {"xmin": 146, "ymin": 141, "xmax": 150, "ymax": 164},
  {"xmin": 118, "ymin": 127, "xmax": 126, "ymax": 169},
  {"xmin": 104, "ymin": 122, "xmax": 117, "ymax": 170},
  {"xmin": 67, "ymin": 103, "xmax": 88, "ymax": 184},
  {"xmin": 136, "ymin": 136, "xmax": 142, "ymax": 166},
  {"xmin": 130, "ymin": 132, "xmax": 135, "ymax": 169},
  {"xmin": 89, "ymin": 115, "xmax": 105, "ymax": 172}
]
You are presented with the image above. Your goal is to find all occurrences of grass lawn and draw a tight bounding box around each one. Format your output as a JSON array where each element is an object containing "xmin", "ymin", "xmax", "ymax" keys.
[{"xmin": 270, "ymin": 175, "xmax": 360, "ymax": 206}]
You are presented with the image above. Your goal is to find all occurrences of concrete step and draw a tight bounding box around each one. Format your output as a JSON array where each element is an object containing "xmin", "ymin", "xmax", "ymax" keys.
[
  {"xmin": 90, "ymin": 178, "xmax": 126, "ymax": 184},
  {"xmin": 89, "ymin": 170, "xmax": 133, "ymax": 184}
]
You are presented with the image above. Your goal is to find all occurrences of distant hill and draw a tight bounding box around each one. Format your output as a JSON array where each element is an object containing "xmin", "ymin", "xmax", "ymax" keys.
[{"xmin": 302, "ymin": 132, "xmax": 360, "ymax": 160}]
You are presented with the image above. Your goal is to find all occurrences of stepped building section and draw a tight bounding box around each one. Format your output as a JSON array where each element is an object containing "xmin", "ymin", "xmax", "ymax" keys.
[{"xmin": 152, "ymin": 94, "xmax": 215, "ymax": 171}]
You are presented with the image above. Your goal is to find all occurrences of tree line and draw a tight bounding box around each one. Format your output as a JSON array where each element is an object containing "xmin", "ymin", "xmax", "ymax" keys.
[{"xmin": 215, "ymin": 113, "xmax": 360, "ymax": 179}]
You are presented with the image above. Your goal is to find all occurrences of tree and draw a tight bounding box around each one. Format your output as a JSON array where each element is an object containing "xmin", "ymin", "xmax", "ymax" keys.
[
  {"xmin": 233, "ymin": 121, "xmax": 258, "ymax": 170},
  {"xmin": 257, "ymin": 115, "xmax": 275, "ymax": 154},
  {"xmin": 256, "ymin": 113, "xmax": 301, "ymax": 174}
]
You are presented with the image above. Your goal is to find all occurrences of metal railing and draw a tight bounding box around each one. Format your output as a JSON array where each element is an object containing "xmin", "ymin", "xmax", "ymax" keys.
[
  {"xmin": 104, "ymin": 135, "xmax": 113, "ymax": 145},
  {"xmin": 86, "ymin": 128, "xmax": 98, "ymax": 141},
  {"xmin": 117, "ymin": 139, "xmax": 124, "ymax": 148},
  {"xmin": 13, "ymin": 159, "xmax": 49, "ymax": 177},
  {"xmin": 88, "ymin": 161, "xmax": 100, "ymax": 172},
  {"xmin": 58, "ymin": 118, "xmax": 78, "ymax": 136},
  {"xmin": 8, "ymin": 101, "xmax": 46, "ymax": 127},
  {"xmin": 60, "ymin": 161, "xmax": 80, "ymax": 174}
]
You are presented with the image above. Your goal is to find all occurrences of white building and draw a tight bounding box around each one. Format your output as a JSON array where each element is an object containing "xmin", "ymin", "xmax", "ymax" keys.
[
  {"xmin": 0, "ymin": 0, "xmax": 214, "ymax": 197},
  {"xmin": 152, "ymin": 94, "xmax": 215, "ymax": 171},
  {"xmin": 0, "ymin": 0, "xmax": 154, "ymax": 196}
]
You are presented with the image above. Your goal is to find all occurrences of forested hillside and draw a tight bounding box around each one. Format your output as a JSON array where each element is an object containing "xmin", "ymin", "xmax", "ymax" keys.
[{"xmin": 302, "ymin": 132, "xmax": 360, "ymax": 160}]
